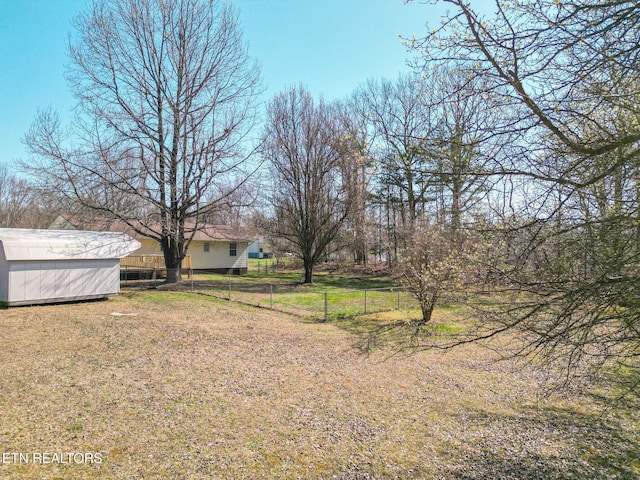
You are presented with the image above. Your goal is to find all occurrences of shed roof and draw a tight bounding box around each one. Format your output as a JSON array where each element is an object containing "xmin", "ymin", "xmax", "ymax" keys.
[{"xmin": 0, "ymin": 228, "xmax": 141, "ymax": 261}]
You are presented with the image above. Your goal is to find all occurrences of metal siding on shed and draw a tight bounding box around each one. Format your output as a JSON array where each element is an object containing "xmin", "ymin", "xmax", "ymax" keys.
[
  {"xmin": 0, "ymin": 256, "xmax": 7, "ymax": 303},
  {"xmin": 0, "ymin": 228, "xmax": 138, "ymax": 305},
  {"xmin": 54, "ymin": 262, "xmax": 71, "ymax": 299},
  {"xmin": 24, "ymin": 262, "xmax": 42, "ymax": 301},
  {"xmin": 8, "ymin": 263, "xmax": 25, "ymax": 303},
  {"xmin": 69, "ymin": 262, "xmax": 85, "ymax": 297},
  {"xmin": 4, "ymin": 259, "xmax": 122, "ymax": 305},
  {"xmin": 106, "ymin": 261, "xmax": 120, "ymax": 294},
  {"xmin": 86, "ymin": 260, "xmax": 99, "ymax": 294},
  {"xmin": 41, "ymin": 264, "xmax": 57, "ymax": 300}
]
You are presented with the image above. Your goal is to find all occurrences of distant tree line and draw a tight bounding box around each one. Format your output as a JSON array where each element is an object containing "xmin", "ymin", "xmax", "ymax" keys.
[{"xmin": 0, "ymin": 163, "xmax": 65, "ymax": 228}]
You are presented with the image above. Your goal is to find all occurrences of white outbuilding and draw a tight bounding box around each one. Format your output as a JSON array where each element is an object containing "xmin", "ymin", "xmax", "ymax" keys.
[{"xmin": 0, "ymin": 228, "xmax": 141, "ymax": 306}]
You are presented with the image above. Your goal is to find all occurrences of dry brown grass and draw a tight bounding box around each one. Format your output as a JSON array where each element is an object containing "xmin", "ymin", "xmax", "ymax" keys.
[{"xmin": 0, "ymin": 290, "xmax": 638, "ymax": 479}]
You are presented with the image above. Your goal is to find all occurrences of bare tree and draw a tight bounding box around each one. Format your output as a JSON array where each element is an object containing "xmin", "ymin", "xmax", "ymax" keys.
[
  {"xmin": 335, "ymin": 98, "xmax": 375, "ymax": 265},
  {"xmin": 24, "ymin": 0, "xmax": 261, "ymax": 282},
  {"xmin": 203, "ymin": 179, "xmax": 257, "ymax": 230},
  {"xmin": 401, "ymin": 225, "xmax": 489, "ymax": 324},
  {"xmin": 262, "ymin": 86, "xmax": 354, "ymax": 284},
  {"xmin": 0, "ymin": 165, "xmax": 32, "ymax": 228},
  {"xmin": 425, "ymin": 69, "xmax": 506, "ymax": 238},
  {"xmin": 408, "ymin": 0, "xmax": 640, "ymax": 394},
  {"xmin": 356, "ymin": 74, "xmax": 436, "ymax": 264},
  {"xmin": 0, "ymin": 164, "xmax": 66, "ymax": 228}
]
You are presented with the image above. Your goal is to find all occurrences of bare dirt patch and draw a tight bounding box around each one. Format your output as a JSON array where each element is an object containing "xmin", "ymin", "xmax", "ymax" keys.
[{"xmin": 0, "ymin": 290, "xmax": 637, "ymax": 479}]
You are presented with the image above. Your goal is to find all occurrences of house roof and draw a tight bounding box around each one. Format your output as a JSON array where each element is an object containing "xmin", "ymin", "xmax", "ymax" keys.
[
  {"xmin": 49, "ymin": 216, "xmax": 251, "ymax": 243},
  {"xmin": 109, "ymin": 222, "xmax": 251, "ymax": 243},
  {"xmin": 185, "ymin": 224, "xmax": 251, "ymax": 242},
  {"xmin": 0, "ymin": 228, "xmax": 141, "ymax": 261}
]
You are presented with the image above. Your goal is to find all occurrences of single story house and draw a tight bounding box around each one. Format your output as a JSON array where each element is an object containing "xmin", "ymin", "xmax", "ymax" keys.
[
  {"xmin": 130, "ymin": 224, "xmax": 249, "ymax": 275},
  {"xmin": 0, "ymin": 228, "xmax": 140, "ymax": 306},
  {"xmin": 49, "ymin": 216, "xmax": 249, "ymax": 274}
]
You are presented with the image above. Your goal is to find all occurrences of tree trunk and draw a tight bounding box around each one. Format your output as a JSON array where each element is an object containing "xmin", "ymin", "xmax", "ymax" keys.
[
  {"xmin": 353, "ymin": 160, "xmax": 368, "ymax": 265},
  {"xmin": 165, "ymin": 266, "xmax": 181, "ymax": 284},
  {"xmin": 354, "ymin": 230, "xmax": 367, "ymax": 265},
  {"xmin": 416, "ymin": 287, "xmax": 439, "ymax": 325},
  {"xmin": 303, "ymin": 261, "xmax": 313, "ymax": 284},
  {"xmin": 161, "ymin": 237, "xmax": 183, "ymax": 283},
  {"xmin": 420, "ymin": 303, "xmax": 435, "ymax": 325},
  {"xmin": 451, "ymin": 174, "xmax": 462, "ymax": 244}
]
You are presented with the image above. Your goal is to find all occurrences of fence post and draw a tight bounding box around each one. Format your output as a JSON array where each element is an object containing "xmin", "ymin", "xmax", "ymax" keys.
[
  {"xmin": 228, "ymin": 276, "xmax": 232, "ymax": 300},
  {"xmin": 324, "ymin": 292, "xmax": 328, "ymax": 322},
  {"xmin": 364, "ymin": 289, "xmax": 368, "ymax": 314},
  {"xmin": 191, "ymin": 270, "xmax": 194, "ymax": 292},
  {"xmin": 270, "ymin": 283, "xmax": 273, "ymax": 309},
  {"xmin": 397, "ymin": 289, "xmax": 401, "ymax": 310}
]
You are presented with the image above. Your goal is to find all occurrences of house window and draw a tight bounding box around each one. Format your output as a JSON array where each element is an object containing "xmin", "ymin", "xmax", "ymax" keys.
[
  {"xmin": 204, "ymin": 242, "xmax": 210, "ymax": 252},
  {"xmin": 229, "ymin": 242, "xmax": 237, "ymax": 257}
]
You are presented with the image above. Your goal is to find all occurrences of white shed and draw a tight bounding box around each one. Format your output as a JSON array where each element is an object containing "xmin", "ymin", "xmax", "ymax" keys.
[{"xmin": 0, "ymin": 228, "xmax": 141, "ymax": 306}]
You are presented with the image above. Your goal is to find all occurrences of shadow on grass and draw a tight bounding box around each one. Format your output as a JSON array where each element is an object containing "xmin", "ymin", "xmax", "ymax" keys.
[
  {"xmin": 441, "ymin": 402, "xmax": 640, "ymax": 480},
  {"xmin": 326, "ymin": 398, "xmax": 640, "ymax": 480},
  {"xmin": 330, "ymin": 311, "xmax": 466, "ymax": 356},
  {"xmin": 310, "ymin": 274, "xmax": 397, "ymax": 290}
]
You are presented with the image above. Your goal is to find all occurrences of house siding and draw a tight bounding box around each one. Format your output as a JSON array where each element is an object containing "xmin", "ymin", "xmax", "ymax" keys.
[
  {"xmin": 135, "ymin": 239, "xmax": 163, "ymax": 255},
  {"xmin": 189, "ymin": 240, "xmax": 248, "ymax": 271},
  {"xmin": 133, "ymin": 238, "xmax": 248, "ymax": 272}
]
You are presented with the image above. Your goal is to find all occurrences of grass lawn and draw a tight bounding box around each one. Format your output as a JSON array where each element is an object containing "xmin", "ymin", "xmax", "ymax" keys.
[
  {"xmin": 0, "ymin": 290, "xmax": 638, "ymax": 479},
  {"xmin": 190, "ymin": 269, "xmax": 414, "ymax": 320},
  {"xmin": 233, "ymin": 261, "xmax": 398, "ymax": 290}
]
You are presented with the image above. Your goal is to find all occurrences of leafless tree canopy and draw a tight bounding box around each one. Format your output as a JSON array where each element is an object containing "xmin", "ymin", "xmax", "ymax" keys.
[
  {"xmin": 0, "ymin": 164, "xmax": 64, "ymax": 228},
  {"xmin": 24, "ymin": 0, "xmax": 262, "ymax": 282},
  {"xmin": 403, "ymin": 0, "xmax": 640, "ymax": 395},
  {"xmin": 261, "ymin": 86, "xmax": 354, "ymax": 283},
  {"xmin": 359, "ymin": 75, "xmax": 434, "ymax": 229}
]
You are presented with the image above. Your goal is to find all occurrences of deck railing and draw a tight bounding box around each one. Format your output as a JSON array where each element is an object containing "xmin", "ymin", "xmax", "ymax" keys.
[{"xmin": 120, "ymin": 254, "xmax": 192, "ymax": 270}]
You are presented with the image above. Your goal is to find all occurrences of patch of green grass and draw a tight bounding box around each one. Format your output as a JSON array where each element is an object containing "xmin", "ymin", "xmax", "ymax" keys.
[
  {"xmin": 327, "ymin": 305, "xmax": 472, "ymax": 355},
  {"xmin": 243, "ymin": 269, "xmax": 301, "ymax": 282},
  {"xmin": 189, "ymin": 270, "xmax": 408, "ymax": 319},
  {"xmin": 197, "ymin": 268, "xmax": 396, "ymax": 290},
  {"xmin": 122, "ymin": 289, "xmax": 219, "ymax": 304}
]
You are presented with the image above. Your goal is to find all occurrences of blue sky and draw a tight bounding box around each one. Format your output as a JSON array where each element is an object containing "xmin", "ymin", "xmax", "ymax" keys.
[{"xmin": 0, "ymin": 0, "xmax": 447, "ymax": 165}]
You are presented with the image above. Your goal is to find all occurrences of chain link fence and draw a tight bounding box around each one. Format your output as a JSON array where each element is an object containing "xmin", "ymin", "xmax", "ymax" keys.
[
  {"xmin": 178, "ymin": 277, "xmax": 419, "ymax": 321},
  {"xmin": 121, "ymin": 259, "xmax": 419, "ymax": 320}
]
